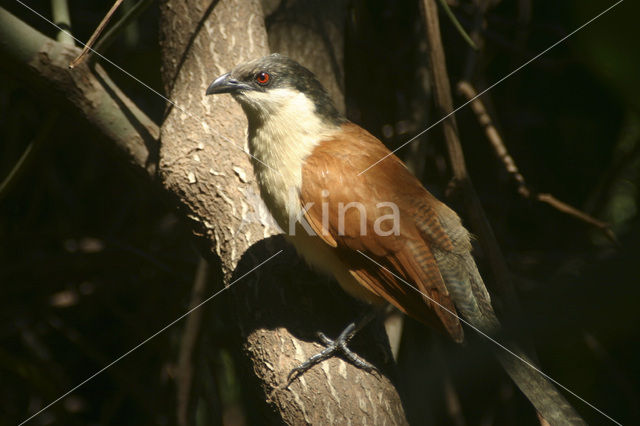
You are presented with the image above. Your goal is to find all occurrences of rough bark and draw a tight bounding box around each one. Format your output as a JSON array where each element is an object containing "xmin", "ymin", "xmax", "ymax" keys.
[{"xmin": 158, "ymin": 0, "xmax": 275, "ymax": 278}]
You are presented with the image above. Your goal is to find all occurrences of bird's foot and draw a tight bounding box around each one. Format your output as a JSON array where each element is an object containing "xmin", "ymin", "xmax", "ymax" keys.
[
  {"xmin": 316, "ymin": 331, "xmax": 378, "ymax": 371},
  {"xmin": 286, "ymin": 314, "xmax": 378, "ymax": 385}
]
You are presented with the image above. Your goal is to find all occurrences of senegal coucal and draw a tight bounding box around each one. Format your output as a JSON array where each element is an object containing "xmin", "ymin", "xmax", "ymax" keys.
[{"xmin": 206, "ymin": 53, "xmax": 584, "ymax": 424}]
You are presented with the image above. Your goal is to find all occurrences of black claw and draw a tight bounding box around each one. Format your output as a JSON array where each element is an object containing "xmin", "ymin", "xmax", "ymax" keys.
[
  {"xmin": 287, "ymin": 345, "xmax": 336, "ymax": 382},
  {"xmin": 286, "ymin": 310, "xmax": 382, "ymax": 384},
  {"xmin": 336, "ymin": 339, "xmax": 377, "ymax": 372},
  {"xmin": 317, "ymin": 332, "xmax": 332, "ymax": 345}
]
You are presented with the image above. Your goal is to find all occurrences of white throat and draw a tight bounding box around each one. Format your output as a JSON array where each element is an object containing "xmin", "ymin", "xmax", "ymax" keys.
[{"xmin": 236, "ymin": 88, "xmax": 340, "ymax": 230}]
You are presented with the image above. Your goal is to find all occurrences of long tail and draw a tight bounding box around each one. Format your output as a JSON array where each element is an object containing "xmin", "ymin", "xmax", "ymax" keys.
[{"xmin": 435, "ymin": 248, "xmax": 586, "ymax": 425}]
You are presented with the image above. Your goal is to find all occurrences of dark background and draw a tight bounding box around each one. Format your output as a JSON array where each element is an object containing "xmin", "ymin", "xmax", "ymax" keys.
[{"xmin": 1, "ymin": 0, "xmax": 638, "ymax": 424}]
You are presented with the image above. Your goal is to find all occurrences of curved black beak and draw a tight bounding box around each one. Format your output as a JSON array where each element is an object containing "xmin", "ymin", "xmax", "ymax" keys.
[{"xmin": 206, "ymin": 72, "xmax": 251, "ymax": 95}]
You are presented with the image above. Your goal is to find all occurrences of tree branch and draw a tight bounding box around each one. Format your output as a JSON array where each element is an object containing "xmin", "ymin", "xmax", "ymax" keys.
[
  {"xmin": 0, "ymin": 7, "xmax": 159, "ymax": 177},
  {"xmin": 176, "ymin": 257, "xmax": 211, "ymax": 426},
  {"xmin": 69, "ymin": 0, "xmax": 125, "ymax": 68},
  {"xmin": 457, "ymin": 80, "xmax": 618, "ymax": 244}
]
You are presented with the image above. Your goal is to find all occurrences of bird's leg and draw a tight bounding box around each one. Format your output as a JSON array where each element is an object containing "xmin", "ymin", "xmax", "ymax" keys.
[{"xmin": 287, "ymin": 308, "xmax": 380, "ymax": 383}]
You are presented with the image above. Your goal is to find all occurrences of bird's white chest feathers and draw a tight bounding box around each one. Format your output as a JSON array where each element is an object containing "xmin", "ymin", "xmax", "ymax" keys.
[
  {"xmin": 238, "ymin": 88, "xmax": 339, "ymax": 230},
  {"xmin": 235, "ymin": 88, "xmax": 383, "ymax": 304}
]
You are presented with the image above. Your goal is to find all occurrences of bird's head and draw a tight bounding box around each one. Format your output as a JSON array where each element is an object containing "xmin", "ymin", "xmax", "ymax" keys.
[{"xmin": 206, "ymin": 53, "xmax": 344, "ymax": 127}]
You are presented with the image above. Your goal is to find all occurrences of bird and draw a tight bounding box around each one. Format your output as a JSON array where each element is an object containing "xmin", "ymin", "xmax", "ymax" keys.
[{"xmin": 206, "ymin": 53, "xmax": 584, "ymax": 424}]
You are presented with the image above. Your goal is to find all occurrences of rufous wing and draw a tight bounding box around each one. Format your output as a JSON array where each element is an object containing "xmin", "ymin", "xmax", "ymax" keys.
[{"xmin": 301, "ymin": 123, "xmax": 464, "ymax": 342}]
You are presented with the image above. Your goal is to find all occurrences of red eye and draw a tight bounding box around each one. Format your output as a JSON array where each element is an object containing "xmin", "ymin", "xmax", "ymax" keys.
[{"xmin": 255, "ymin": 71, "xmax": 270, "ymax": 85}]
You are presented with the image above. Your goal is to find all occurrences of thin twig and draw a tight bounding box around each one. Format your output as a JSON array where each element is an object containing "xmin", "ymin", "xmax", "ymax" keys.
[
  {"xmin": 514, "ymin": 0, "xmax": 532, "ymax": 50},
  {"xmin": 93, "ymin": 0, "xmax": 154, "ymax": 55},
  {"xmin": 433, "ymin": 340, "xmax": 466, "ymax": 426},
  {"xmin": 383, "ymin": 309, "xmax": 404, "ymax": 361},
  {"xmin": 437, "ymin": 0, "xmax": 477, "ymax": 49},
  {"xmin": 0, "ymin": 111, "xmax": 58, "ymax": 201},
  {"xmin": 462, "ymin": 0, "xmax": 489, "ymax": 81},
  {"xmin": 51, "ymin": 0, "xmax": 74, "ymax": 45},
  {"xmin": 69, "ymin": 0, "xmax": 125, "ymax": 68},
  {"xmin": 537, "ymin": 194, "xmax": 617, "ymax": 243},
  {"xmin": 457, "ymin": 80, "xmax": 618, "ymax": 245},
  {"xmin": 176, "ymin": 257, "xmax": 211, "ymax": 426}
]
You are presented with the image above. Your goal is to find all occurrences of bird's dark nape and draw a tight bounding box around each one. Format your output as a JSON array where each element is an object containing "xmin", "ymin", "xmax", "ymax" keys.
[
  {"xmin": 273, "ymin": 56, "xmax": 345, "ymax": 126},
  {"xmin": 242, "ymin": 53, "xmax": 346, "ymax": 126}
]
